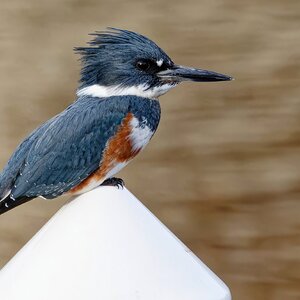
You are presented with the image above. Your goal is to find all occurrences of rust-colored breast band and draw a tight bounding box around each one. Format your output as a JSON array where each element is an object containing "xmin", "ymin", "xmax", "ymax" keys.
[{"xmin": 69, "ymin": 113, "xmax": 141, "ymax": 194}]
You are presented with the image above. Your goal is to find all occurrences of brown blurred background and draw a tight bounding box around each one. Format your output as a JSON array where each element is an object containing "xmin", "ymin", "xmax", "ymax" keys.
[{"xmin": 0, "ymin": 0, "xmax": 299, "ymax": 299}]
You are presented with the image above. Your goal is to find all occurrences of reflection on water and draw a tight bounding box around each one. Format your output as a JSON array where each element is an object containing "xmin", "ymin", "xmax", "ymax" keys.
[{"xmin": 0, "ymin": 0, "xmax": 299, "ymax": 299}]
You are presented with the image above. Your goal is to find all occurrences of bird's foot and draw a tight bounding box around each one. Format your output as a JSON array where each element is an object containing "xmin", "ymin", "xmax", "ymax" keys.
[{"xmin": 101, "ymin": 177, "xmax": 125, "ymax": 189}]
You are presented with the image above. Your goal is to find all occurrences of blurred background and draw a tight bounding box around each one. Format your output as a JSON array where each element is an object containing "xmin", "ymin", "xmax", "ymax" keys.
[{"xmin": 0, "ymin": 0, "xmax": 299, "ymax": 299}]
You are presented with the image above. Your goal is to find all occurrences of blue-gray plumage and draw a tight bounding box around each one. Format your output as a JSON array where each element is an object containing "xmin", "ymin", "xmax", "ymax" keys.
[
  {"xmin": 0, "ymin": 28, "xmax": 232, "ymax": 214},
  {"xmin": 75, "ymin": 28, "xmax": 172, "ymax": 88}
]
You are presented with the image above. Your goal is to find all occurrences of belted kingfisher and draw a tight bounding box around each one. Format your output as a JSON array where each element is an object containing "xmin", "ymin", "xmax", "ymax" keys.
[{"xmin": 0, "ymin": 28, "xmax": 232, "ymax": 215}]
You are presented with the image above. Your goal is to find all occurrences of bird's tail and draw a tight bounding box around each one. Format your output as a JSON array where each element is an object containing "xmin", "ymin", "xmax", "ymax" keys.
[{"xmin": 0, "ymin": 195, "xmax": 34, "ymax": 215}]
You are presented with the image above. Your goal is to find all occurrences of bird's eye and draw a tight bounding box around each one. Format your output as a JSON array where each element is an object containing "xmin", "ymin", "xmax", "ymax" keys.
[{"xmin": 136, "ymin": 60, "xmax": 151, "ymax": 71}]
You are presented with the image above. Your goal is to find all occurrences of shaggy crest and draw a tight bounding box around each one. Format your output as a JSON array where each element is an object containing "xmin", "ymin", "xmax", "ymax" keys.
[
  {"xmin": 75, "ymin": 28, "xmax": 158, "ymax": 53},
  {"xmin": 74, "ymin": 28, "xmax": 172, "ymax": 87}
]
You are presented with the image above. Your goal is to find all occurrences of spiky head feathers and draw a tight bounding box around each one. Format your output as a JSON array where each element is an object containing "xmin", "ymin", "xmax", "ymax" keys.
[{"xmin": 75, "ymin": 28, "xmax": 173, "ymax": 88}]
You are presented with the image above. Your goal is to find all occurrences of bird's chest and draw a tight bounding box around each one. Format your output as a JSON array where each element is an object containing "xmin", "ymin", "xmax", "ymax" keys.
[
  {"xmin": 106, "ymin": 98, "xmax": 161, "ymax": 161},
  {"xmin": 69, "ymin": 97, "xmax": 160, "ymax": 195},
  {"xmin": 129, "ymin": 116, "xmax": 154, "ymax": 152},
  {"xmin": 69, "ymin": 114, "xmax": 155, "ymax": 195},
  {"xmin": 102, "ymin": 116, "xmax": 154, "ymax": 179},
  {"xmin": 102, "ymin": 113, "xmax": 154, "ymax": 164},
  {"xmin": 128, "ymin": 98, "xmax": 161, "ymax": 150}
]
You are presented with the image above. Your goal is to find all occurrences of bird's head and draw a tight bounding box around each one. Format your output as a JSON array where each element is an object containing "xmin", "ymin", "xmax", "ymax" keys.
[{"xmin": 75, "ymin": 28, "xmax": 232, "ymax": 99}]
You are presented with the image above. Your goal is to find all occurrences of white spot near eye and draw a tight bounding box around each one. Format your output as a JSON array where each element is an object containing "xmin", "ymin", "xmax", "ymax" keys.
[{"xmin": 156, "ymin": 59, "xmax": 163, "ymax": 67}]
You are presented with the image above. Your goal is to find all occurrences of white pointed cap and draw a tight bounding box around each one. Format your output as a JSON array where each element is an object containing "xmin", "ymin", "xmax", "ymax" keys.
[{"xmin": 0, "ymin": 187, "xmax": 231, "ymax": 300}]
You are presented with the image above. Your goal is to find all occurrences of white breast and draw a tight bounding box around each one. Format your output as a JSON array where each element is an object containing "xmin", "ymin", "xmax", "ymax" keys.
[{"xmin": 130, "ymin": 117, "xmax": 154, "ymax": 152}]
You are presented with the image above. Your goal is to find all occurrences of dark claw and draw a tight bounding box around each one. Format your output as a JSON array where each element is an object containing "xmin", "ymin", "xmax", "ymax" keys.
[{"xmin": 101, "ymin": 177, "xmax": 125, "ymax": 189}]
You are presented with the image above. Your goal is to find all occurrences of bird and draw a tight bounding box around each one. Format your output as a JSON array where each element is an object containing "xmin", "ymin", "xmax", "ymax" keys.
[{"xmin": 0, "ymin": 28, "xmax": 232, "ymax": 215}]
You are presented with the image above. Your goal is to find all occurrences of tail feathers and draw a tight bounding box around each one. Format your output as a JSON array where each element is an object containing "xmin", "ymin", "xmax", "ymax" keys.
[{"xmin": 0, "ymin": 195, "xmax": 34, "ymax": 215}]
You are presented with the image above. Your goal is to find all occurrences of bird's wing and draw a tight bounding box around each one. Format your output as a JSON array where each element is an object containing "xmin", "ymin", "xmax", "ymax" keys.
[
  {"xmin": 0, "ymin": 119, "xmax": 50, "ymax": 199},
  {"xmin": 11, "ymin": 96, "xmax": 130, "ymax": 199}
]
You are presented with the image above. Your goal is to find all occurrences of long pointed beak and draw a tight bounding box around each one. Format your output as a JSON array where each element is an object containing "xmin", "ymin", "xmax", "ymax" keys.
[{"xmin": 158, "ymin": 65, "xmax": 233, "ymax": 82}]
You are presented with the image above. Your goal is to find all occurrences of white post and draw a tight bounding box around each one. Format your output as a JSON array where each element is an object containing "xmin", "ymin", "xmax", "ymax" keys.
[{"xmin": 0, "ymin": 187, "xmax": 231, "ymax": 300}]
